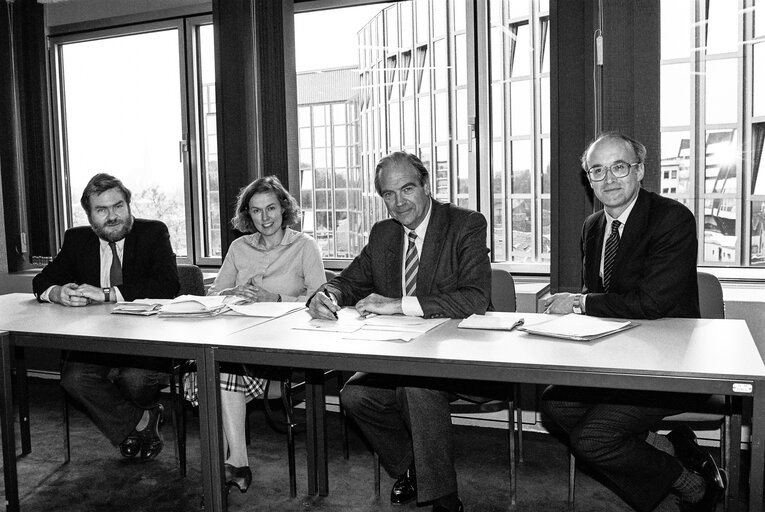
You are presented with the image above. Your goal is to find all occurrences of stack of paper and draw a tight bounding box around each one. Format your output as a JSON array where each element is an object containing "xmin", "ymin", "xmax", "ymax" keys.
[
  {"xmin": 157, "ymin": 295, "xmax": 247, "ymax": 317},
  {"xmin": 112, "ymin": 299, "xmax": 170, "ymax": 316},
  {"xmin": 517, "ymin": 314, "xmax": 637, "ymax": 341}
]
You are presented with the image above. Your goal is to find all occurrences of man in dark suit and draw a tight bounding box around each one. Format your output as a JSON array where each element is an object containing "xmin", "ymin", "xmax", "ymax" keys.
[
  {"xmin": 308, "ymin": 152, "xmax": 491, "ymax": 512},
  {"xmin": 541, "ymin": 133, "xmax": 723, "ymax": 512},
  {"xmin": 33, "ymin": 173, "xmax": 179, "ymax": 461}
]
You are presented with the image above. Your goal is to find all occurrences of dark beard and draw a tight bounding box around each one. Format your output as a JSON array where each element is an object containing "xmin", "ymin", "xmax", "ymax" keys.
[{"xmin": 92, "ymin": 215, "xmax": 134, "ymax": 242}]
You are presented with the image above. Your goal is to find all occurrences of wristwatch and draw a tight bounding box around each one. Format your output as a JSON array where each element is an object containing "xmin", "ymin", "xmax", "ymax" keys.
[
  {"xmin": 572, "ymin": 294, "xmax": 583, "ymax": 315},
  {"xmin": 103, "ymin": 287, "xmax": 111, "ymax": 303}
]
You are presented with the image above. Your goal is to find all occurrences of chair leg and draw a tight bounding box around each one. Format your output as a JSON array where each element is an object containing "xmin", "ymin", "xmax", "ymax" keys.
[
  {"xmin": 281, "ymin": 377, "xmax": 297, "ymax": 498},
  {"xmin": 514, "ymin": 384, "xmax": 524, "ymax": 464},
  {"xmin": 507, "ymin": 404, "xmax": 516, "ymax": 507},
  {"xmin": 568, "ymin": 452, "xmax": 576, "ymax": 511},
  {"xmin": 338, "ymin": 371, "xmax": 349, "ymax": 460},
  {"xmin": 374, "ymin": 452, "xmax": 381, "ymax": 497},
  {"xmin": 62, "ymin": 389, "xmax": 71, "ymax": 464},
  {"xmin": 169, "ymin": 370, "xmax": 186, "ymax": 477}
]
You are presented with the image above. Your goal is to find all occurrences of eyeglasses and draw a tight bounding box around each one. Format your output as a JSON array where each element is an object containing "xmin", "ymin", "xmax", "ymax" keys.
[{"xmin": 585, "ymin": 161, "xmax": 640, "ymax": 182}]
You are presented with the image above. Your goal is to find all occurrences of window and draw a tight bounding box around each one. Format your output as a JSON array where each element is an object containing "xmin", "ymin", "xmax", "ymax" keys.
[
  {"xmin": 294, "ymin": 0, "xmax": 551, "ymax": 271},
  {"xmin": 50, "ymin": 17, "xmax": 220, "ymax": 264},
  {"xmin": 660, "ymin": 0, "xmax": 764, "ymax": 267}
]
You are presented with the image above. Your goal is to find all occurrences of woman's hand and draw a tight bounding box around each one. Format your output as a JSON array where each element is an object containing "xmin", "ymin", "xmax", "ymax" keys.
[{"xmin": 219, "ymin": 283, "xmax": 279, "ymax": 302}]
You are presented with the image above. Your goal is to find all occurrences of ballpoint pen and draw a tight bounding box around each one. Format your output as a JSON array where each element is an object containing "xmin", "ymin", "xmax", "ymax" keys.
[
  {"xmin": 323, "ymin": 289, "xmax": 339, "ymax": 319},
  {"xmin": 510, "ymin": 318, "xmax": 524, "ymax": 331}
]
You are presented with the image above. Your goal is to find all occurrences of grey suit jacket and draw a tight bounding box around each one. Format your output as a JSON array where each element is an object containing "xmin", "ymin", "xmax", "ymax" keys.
[{"xmin": 328, "ymin": 199, "xmax": 491, "ymax": 319}]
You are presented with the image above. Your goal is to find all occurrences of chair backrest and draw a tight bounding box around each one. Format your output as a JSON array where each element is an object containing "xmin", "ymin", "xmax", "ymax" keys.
[
  {"xmin": 490, "ymin": 268, "xmax": 517, "ymax": 313},
  {"xmin": 324, "ymin": 269, "xmax": 338, "ymax": 282},
  {"xmin": 177, "ymin": 264, "xmax": 205, "ymax": 296},
  {"xmin": 697, "ymin": 271, "xmax": 724, "ymax": 319}
]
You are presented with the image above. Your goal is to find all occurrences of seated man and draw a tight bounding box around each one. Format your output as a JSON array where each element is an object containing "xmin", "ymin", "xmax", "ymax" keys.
[
  {"xmin": 308, "ymin": 152, "xmax": 491, "ymax": 512},
  {"xmin": 33, "ymin": 173, "xmax": 179, "ymax": 460},
  {"xmin": 542, "ymin": 132, "xmax": 724, "ymax": 512}
]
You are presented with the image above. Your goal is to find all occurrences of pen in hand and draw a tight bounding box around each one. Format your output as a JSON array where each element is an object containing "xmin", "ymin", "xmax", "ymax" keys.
[
  {"xmin": 323, "ymin": 289, "xmax": 339, "ymax": 319},
  {"xmin": 510, "ymin": 318, "xmax": 524, "ymax": 331}
]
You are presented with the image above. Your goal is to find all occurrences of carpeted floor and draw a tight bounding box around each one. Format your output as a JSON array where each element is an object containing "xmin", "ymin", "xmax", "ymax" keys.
[{"xmin": 0, "ymin": 378, "xmax": 734, "ymax": 511}]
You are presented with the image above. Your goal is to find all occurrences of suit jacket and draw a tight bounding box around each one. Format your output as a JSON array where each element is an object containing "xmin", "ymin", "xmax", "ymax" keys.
[
  {"xmin": 582, "ymin": 188, "xmax": 699, "ymax": 319},
  {"xmin": 329, "ymin": 199, "xmax": 491, "ymax": 319},
  {"xmin": 33, "ymin": 218, "xmax": 179, "ymax": 301}
]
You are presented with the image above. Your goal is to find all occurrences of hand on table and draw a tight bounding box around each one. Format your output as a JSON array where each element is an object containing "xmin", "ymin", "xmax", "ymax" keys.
[
  {"xmin": 50, "ymin": 283, "xmax": 91, "ymax": 307},
  {"xmin": 355, "ymin": 293, "xmax": 402, "ymax": 317},
  {"xmin": 307, "ymin": 289, "xmax": 341, "ymax": 320},
  {"xmin": 543, "ymin": 292, "xmax": 576, "ymax": 314}
]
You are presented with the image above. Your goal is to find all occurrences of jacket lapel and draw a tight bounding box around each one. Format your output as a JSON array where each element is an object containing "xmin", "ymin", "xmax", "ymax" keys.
[
  {"xmin": 585, "ymin": 212, "xmax": 606, "ymax": 292},
  {"xmin": 121, "ymin": 225, "xmax": 138, "ymax": 282},
  {"xmin": 386, "ymin": 222, "xmax": 404, "ymax": 296},
  {"xmin": 418, "ymin": 199, "xmax": 446, "ymax": 296},
  {"xmin": 611, "ymin": 189, "xmax": 650, "ymax": 286}
]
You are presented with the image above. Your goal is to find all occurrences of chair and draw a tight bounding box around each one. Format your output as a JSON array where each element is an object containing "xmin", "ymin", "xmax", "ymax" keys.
[
  {"xmin": 449, "ymin": 269, "xmax": 522, "ymax": 505},
  {"xmin": 567, "ymin": 271, "xmax": 738, "ymax": 511}
]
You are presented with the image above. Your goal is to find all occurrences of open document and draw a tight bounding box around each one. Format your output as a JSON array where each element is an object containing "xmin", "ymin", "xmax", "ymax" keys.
[
  {"xmin": 112, "ymin": 298, "xmax": 172, "ymax": 316},
  {"xmin": 156, "ymin": 295, "xmax": 247, "ymax": 318},
  {"xmin": 294, "ymin": 307, "xmax": 448, "ymax": 341},
  {"xmin": 516, "ymin": 313, "xmax": 637, "ymax": 341}
]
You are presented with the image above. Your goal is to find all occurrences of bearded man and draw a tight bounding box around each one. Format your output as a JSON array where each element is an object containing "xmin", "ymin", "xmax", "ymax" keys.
[{"xmin": 33, "ymin": 173, "xmax": 179, "ymax": 461}]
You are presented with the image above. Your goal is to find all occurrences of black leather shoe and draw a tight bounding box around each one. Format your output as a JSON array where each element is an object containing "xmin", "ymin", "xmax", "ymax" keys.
[
  {"xmin": 119, "ymin": 431, "xmax": 140, "ymax": 458},
  {"xmin": 224, "ymin": 463, "xmax": 252, "ymax": 493},
  {"xmin": 667, "ymin": 426, "xmax": 706, "ymax": 472},
  {"xmin": 391, "ymin": 465, "xmax": 417, "ymax": 505},
  {"xmin": 433, "ymin": 498, "xmax": 464, "ymax": 512},
  {"xmin": 137, "ymin": 404, "xmax": 164, "ymax": 461}
]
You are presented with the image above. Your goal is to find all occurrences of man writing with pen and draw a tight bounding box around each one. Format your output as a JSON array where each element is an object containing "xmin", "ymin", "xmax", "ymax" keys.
[{"xmin": 308, "ymin": 151, "xmax": 491, "ymax": 512}]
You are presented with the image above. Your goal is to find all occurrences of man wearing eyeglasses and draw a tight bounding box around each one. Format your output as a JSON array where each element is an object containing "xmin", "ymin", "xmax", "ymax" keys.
[
  {"xmin": 33, "ymin": 173, "xmax": 179, "ymax": 461},
  {"xmin": 541, "ymin": 133, "xmax": 723, "ymax": 512}
]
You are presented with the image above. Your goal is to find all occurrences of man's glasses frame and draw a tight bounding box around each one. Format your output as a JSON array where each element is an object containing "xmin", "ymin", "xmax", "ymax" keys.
[{"xmin": 585, "ymin": 161, "xmax": 640, "ymax": 182}]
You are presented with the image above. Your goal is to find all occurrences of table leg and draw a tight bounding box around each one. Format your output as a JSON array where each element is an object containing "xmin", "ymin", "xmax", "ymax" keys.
[
  {"xmin": 1, "ymin": 333, "xmax": 20, "ymax": 511},
  {"xmin": 305, "ymin": 369, "xmax": 328, "ymax": 496},
  {"xmin": 198, "ymin": 347, "xmax": 225, "ymax": 512},
  {"xmin": 750, "ymin": 381, "xmax": 765, "ymax": 512}
]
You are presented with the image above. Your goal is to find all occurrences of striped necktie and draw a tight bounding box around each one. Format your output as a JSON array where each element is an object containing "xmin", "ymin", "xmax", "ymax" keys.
[
  {"xmin": 602, "ymin": 220, "xmax": 621, "ymax": 292},
  {"xmin": 404, "ymin": 232, "xmax": 419, "ymax": 296},
  {"xmin": 109, "ymin": 242, "xmax": 123, "ymax": 287}
]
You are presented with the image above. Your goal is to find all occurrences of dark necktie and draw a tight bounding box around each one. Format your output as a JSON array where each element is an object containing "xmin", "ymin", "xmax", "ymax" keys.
[
  {"xmin": 602, "ymin": 220, "xmax": 621, "ymax": 292},
  {"xmin": 109, "ymin": 242, "xmax": 123, "ymax": 287},
  {"xmin": 404, "ymin": 232, "xmax": 419, "ymax": 296}
]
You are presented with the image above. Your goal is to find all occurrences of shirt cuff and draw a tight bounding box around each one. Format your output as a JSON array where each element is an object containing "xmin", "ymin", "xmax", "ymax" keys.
[
  {"xmin": 401, "ymin": 296, "xmax": 423, "ymax": 317},
  {"xmin": 40, "ymin": 285, "xmax": 56, "ymax": 302},
  {"xmin": 114, "ymin": 286, "xmax": 125, "ymax": 302},
  {"xmin": 580, "ymin": 293, "xmax": 587, "ymax": 313}
]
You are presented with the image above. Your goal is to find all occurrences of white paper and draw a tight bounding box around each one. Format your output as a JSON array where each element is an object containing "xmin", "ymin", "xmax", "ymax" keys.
[{"xmin": 227, "ymin": 302, "xmax": 304, "ymax": 318}]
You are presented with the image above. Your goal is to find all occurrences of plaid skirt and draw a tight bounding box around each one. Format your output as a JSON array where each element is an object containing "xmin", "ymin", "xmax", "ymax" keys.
[{"xmin": 183, "ymin": 363, "xmax": 266, "ymax": 407}]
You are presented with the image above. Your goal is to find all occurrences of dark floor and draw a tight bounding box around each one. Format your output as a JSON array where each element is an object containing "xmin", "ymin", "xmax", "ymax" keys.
[{"xmin": 0, "ymin": 379, "xmax": 735, "ymax": 511}]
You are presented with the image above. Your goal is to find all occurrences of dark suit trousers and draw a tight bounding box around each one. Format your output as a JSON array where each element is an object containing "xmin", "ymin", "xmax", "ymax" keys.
[
  {"xmin": 341, "ymin": 372, "xmax": 457, "ymax": 503},
  {"xmin": 541, "ymin": 385, "xmax": 692, "ymax": 512},
  {"xmin": 61, "ymin": 353, "xmax": 168, "ymax": 446}
]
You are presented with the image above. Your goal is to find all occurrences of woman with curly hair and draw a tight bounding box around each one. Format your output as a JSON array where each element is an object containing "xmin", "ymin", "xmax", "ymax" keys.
[{"xmin": 187, "ymin": 176, "xmax": 325, "ymax": 494}]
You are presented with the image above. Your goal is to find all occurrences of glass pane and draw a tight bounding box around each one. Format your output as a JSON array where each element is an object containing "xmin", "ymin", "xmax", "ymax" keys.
[
  {"xmin": 703, "ymin": 198, "xmax": 737, "ymax": 263},
  {"xmin": 755, "ymin": 43, "xmax": 765, "ymax": 118},
  {"xmin": 510, "ymin": 23, "xmax": 530, "ymax": 77},
  {"xmin": 706, "ymin": 0, "xmax": 738, "ymax": 55},
  {"xmin": 510, "ymin": 80, "xmax": 531, "ymax": 135},
  {"xmin": 705, "ymin": 59, "xmax": 738, "ymax": 125},
  {"xmin": 705, "ymin": 129, "xmax": 737, "ymax": 194},
  {"xmin": 511, "ymin": 198, "xmax": 532, "ymax": 260},
  {"xmin": 661, "ymin": 131, "xmax": 692, "ymax": 195},
  {"xmin": 197, "ymin": 24, "xmax": 220, "ymax": 258},
  {"xmin": 757, "ymin": 1, "xmax": 765, "ymax": 37},
  {"xmin": 661, "ymin": 63, "xmax": 691, "ymax": 126},
  {"xmin": 541, "ymin": 137, "xmax": 550, "ymax": 194},
  {"xmin": 60, "ymin": 29, "xmax": 187, "ymax": 256},
  {"xmin": 751, "ymin": 201, "xmax": 765, "ymax": 265},
  {"xmin": 455, "ymin": 33, "xmax": 467, "ymax": 86},
  {"xmin": 511, "ymin": 140, "xmax": 531, "ymax": 193},
  {"xmin": 661, "ymin": 0, "xmax": 692, "ymax": 60},
  {"xmin": 753, "ymin": 123, "xmax": 765, "ymax": 195},
  {"xmin": 540, "ymin": 76, "xmax": 550, "ymax": 134},
  {"xmin": 509, "ymin": 0, "xmax": 530, "ymax": 19}
]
